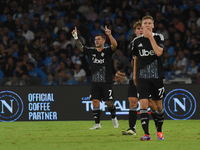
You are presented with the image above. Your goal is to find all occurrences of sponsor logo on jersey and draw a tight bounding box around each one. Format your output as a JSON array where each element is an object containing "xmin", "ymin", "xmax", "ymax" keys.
[
  {"xmin": 139, "ymin": 49, "xmax": 156, "ymax": 56},
  {"xmin": 92, "ymin": 58, "xmax": 105, "ymax": 64}
]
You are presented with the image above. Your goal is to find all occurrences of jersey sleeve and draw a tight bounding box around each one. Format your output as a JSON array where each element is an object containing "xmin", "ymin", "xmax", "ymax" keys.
[
  {"xmin": 156, "ymin": 34, "xmax": 165, "ymax": 49},
  {"xmin": 105, "ymin": 46, "xmax": 114, "ymax": 56},
  {"xmin": 131, "ymin": 40, "xmax": 138, "ymax": 57},
  {"xmin": 83, "ymin": 46, "xmax": 93, "ymax": 57}
]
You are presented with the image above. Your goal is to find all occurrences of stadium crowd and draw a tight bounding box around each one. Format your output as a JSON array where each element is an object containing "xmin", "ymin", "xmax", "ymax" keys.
[{"xmin": 0, "ymin": 0, "xmax": 199, "ymax": 85}]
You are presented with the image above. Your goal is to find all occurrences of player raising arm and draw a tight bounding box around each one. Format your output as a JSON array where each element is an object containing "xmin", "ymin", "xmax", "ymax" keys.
[{"xmin": 72, "ymin": 26, "xmax": 118, "ymax": 130}]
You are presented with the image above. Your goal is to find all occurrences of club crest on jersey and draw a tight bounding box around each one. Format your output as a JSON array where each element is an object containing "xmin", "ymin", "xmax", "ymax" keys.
[
  {"xmin": 139, "ymin": 49, "xmax": 156, "ymax": 56},
  {"xmin": 101, "ymin": 52, "xmax": 104, "ymax": 57},
  {"xmin": 92, "ymin": 54, "xmax": 96, "ymax": 57}
]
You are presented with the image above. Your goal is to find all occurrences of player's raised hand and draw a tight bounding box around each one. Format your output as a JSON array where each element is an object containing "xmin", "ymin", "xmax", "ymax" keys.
[
  {"xmin": 143, "ymin": 26, "xmax": 152, "ymax": 39},
  {"xmin": 71, "ymin": 27, "xmax": 77, "ymax": 35},
  {"xmin": 72, "ymin": 27, "xmax": 78, "ymax": 39},
  {"xmin": 105, "ymin": 25, "xmax": 111, "ymax": 37}
]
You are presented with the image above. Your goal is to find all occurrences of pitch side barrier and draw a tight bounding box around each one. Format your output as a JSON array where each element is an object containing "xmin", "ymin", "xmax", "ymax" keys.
[{"xmin": 0, "ymin": 84, "xmax": 199, "ymax": 122}]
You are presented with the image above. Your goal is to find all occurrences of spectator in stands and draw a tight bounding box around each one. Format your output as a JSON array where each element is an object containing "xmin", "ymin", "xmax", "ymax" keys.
[
  {"xmin": 14, "ymin": 18, "xmax": 23, "ymax": 35},
  {"xmin": 71, "ymin": 48, "xmax": 83, "ymax": 63},
  {"xmin": 186, "ymin": 59, "xmax": 198, "ymax": 79},
  {"xmin": 22, "ymin": 23, "xmax": 34, "ymax": 45},
  {"xmin": 117, "ymin": 34, "xmax": 129, "ymax": 56},
  {"xmin": 14, "ymin": 58, "xmax": 28, "ymax": 77},
  {"xmin": 47, "ymin": 55, "xmax": 59, "ymax": 75},
  {"xmin": 52, "ymin": 6, "xmax": 64, "ymax": 21},
  {"xmin": 55, "ymin": 61, "xmax": 70, "ymax": 84},
  {"xmin": 164, "ymin": 39, "xmax": 175, "ymax": 70},
  {"xmin": 4, "ymin": 12, "xmax": 15, "ymax": 32},
  {"xmin": 16, "ymin": 29, "xmax": 26, "ymax": 46},
  {"xmin": 112, "ymin": 48, "xmax": 128, "ymax": 73},
  {"xmin": 27, "ymin": 62, "xmax": 47, "ymax": 85},
  {"xmin": 21, "ymin": 10, "xmax": 31, "ymax": 26},
  {"xmin": 43, "ymin": 73, "xmax": 57, "ymax": 85},
  {"xmin": 90, "ymin": 19, "xmax": 103, "ymax": 46},
  {"xmin": 66, "ymin": 57, "xmax": 75, "ymax": 73},
  {"xmin": 4, "ymin": 57, "xmax": 16, "ymax": 77},
  {"xmin": 114, "ymin": 71, "xmax": 129, "ymax": 84},
  {"xmin": 45, "ymin": 47, "xmax": 54, "ymax": 68},
  {"xmin": 74, "ymin": 60, "xmax": 86, "ymax": 84},
  {"xmin": 59, "ymin": 30, "xmax": 72, "ymax": 50},
  {"xmin": 41, "ymin": 7, "xmax": 51, "ymax": 25},
  {"xmin": 54, "ymin": 19, "xmax": 69, "ymax": 36},
  {"xmin": 171, "ymin": 16, "xmax": 185, "ymax": 33},
  {"xmin": 196, "ymin": 68, "xmax": 200, "ymax": 84},
  {"xmin": 0, "ymin": 6, "xmax": 10, "ymax": 23},
  {"xmin": 52, "ymin": 41, "xmax": 61, "ymax": 57},
  {"xmin": 0, "ymin": 43, "xmax": 6, "ymax": 66},
  {"xmin": 86, "ymin": 4, "xmax": 97, "ymax": 22},
  {"xmin": 2, "ymin": 26, "xmax": 16, "ymax": 40},
  {"xmin": 179, "ymin": 0, "xmax": 188, "ymax": 11},
  {"xmin": 13, "ymin": 5, "xmax": 23, "ymax": 20},
  {"xmin": 156, "ymin": 21, "xmax": 169, "ymax": 40},
  {"xmin": 78, "ymin": 0, "xmax": 90, "ymax": 17},
  {"xmin": 66, "ymin": 72, "xmax": 77, "ymax": 85},
  {"xmin": 173, "ymin": 49, "xmax": 188, "ymax": 76}
]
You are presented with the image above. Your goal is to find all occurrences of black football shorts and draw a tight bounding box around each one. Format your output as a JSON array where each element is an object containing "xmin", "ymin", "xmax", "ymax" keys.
[
  {"xmin": 90, "ymin": 83, "xmax": 114, "ymax": 101},
  {"xmin": 137, "ymin": 78, "xmax": 165, "ymax": 100},
  {"xmin": 128, "ymin": 80, "xmax": 137, "ymax": 97}
]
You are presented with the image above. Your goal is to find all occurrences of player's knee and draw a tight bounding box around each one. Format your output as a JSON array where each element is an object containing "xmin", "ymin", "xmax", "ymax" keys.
[
  {"xmin": 156, "ymin": 101, "xmax": 163, "ymax": 111},
  {"xmin": 106, "ymin": 101, "xmax": 114, "ymax": 108},
  {"xmin": 92, "ymin": 100, "xmax": 100, "ymax": 108},
  {"xmin": 140, "ymin": 99, "xmax": 148, "ymax": 109},
  {"xmin": 129, "ymin": 97, "xmax": 138, "ymax": 108}
]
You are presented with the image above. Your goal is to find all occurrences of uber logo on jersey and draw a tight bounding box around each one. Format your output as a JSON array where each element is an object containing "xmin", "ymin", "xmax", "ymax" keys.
[
  {"xmin": 163, "ymin": 89, "xmax": 196, "ymax": 120},
  {"xmin": 92, "ymin": 57, "xmax": 105, "ymax": 64},
  {"xmin": 0, "ymin": 91, "xmax": 24, "ymax": 122},
  {"xmin": 139, "ymin": 49, "xmax": 156, "ymax": 56}
]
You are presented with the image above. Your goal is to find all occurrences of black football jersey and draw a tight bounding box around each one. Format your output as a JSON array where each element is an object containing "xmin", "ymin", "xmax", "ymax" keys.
[
  {"xmin": 83, "ymin": 46, "xmax": 114, "ymax": 83},
  {"xmin": 131, "ymin": 33, "xmax": 165, "ymax": 79}
]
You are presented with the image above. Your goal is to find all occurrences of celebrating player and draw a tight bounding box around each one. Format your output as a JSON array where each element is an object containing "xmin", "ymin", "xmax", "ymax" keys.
[
  {"xmin": 72, "ymin": 26, "xmax": 119, "ymax": 129},
  {"xmin": 132, "ymin": 15, "xmax": 165, "ymax": 141},
  {"xmin": 122, "ymin": 21, "xmax": 158, "ymax": 136}
]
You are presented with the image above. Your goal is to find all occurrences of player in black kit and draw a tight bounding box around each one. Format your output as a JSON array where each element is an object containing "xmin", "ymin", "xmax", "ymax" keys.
[
  {"xmin": 132, "ymin": 16, "xmax": 165, "ymax": 141},
  {"xmin": 72, "ymin": 26, "xmax": 119, "ymax": 129},
  {"xmin": 122, "ymin": 21, "xmax": 158, "ymax": 136}
]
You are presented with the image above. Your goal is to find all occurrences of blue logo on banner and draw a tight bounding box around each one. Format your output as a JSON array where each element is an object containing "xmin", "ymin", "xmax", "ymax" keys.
[
  {"xmin": 0, "ymin": 91, "xmax": 24, "ymax": 122},
  {"xmin": 163, "ymin": 89, "xmax": 196, "ymax": 120}
]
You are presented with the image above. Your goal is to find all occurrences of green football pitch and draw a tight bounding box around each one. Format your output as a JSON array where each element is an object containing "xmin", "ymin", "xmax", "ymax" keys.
[{"xmin": 0, "ymin": 120, "xmax": 200, "ymax": 150}]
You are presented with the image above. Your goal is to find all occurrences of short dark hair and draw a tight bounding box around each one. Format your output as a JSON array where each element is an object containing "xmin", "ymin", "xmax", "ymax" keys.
[
  {"xmin": 95, "ymin": 33, "xmax": 106, "ymax": 40},
  {"xmin": 28, "ymin": 62, "xmax": 35, "ymax": 68}
]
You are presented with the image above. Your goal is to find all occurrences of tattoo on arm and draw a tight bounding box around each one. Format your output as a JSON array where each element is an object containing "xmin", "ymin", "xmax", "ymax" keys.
[{"xmin": 75, "ymin": 39, "xmax": 83, "ymax": 52}]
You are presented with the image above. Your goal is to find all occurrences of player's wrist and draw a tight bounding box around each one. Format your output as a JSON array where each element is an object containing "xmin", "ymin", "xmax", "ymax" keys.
[{"xmin": 72, "ymin": 32, "xmax": 78, "ymax": 40}]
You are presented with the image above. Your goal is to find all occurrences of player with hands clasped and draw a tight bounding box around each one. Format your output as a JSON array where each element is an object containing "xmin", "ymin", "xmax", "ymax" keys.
[
  {"xmin": 132, "ymin": 15, "xmax": 165, "ymax": 141},
  {"xmin": 72, "ymin": 26, "xmax": 119, "ymax": 129}
]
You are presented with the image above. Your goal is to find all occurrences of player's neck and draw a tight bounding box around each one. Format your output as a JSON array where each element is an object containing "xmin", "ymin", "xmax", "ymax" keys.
[{"xmin": 96, "ymin": 47, "xmax": 104, "ymax": 52}]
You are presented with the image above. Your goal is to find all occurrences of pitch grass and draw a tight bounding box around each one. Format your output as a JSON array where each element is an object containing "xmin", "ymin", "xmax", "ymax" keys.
[{"xmin": 0, "ymin": 120, "xmax": 200, "ymax": 150}]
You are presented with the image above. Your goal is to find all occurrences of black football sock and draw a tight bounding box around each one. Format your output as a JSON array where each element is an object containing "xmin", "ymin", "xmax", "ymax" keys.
[
  {"xmin": 108, "ymin": 105, "xmax": 116, "ymax": 119},
  {"xmin": 151, "ymin": 110, "xmax": 158, "ymax": 129},
  {"xmin": 129, "ymin": 108, "xmax": 137, "ymax": 130},
  {"xmin": 93, "ymin": 108, "xmax": 101, "ymax": 124},
  {"xmin": 140, "ymin": 109, "xmax": 149, "ymax": 135},
  {"xmin": 157, "ymin": 109, "xmax": 164, "ymax": 132}
]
